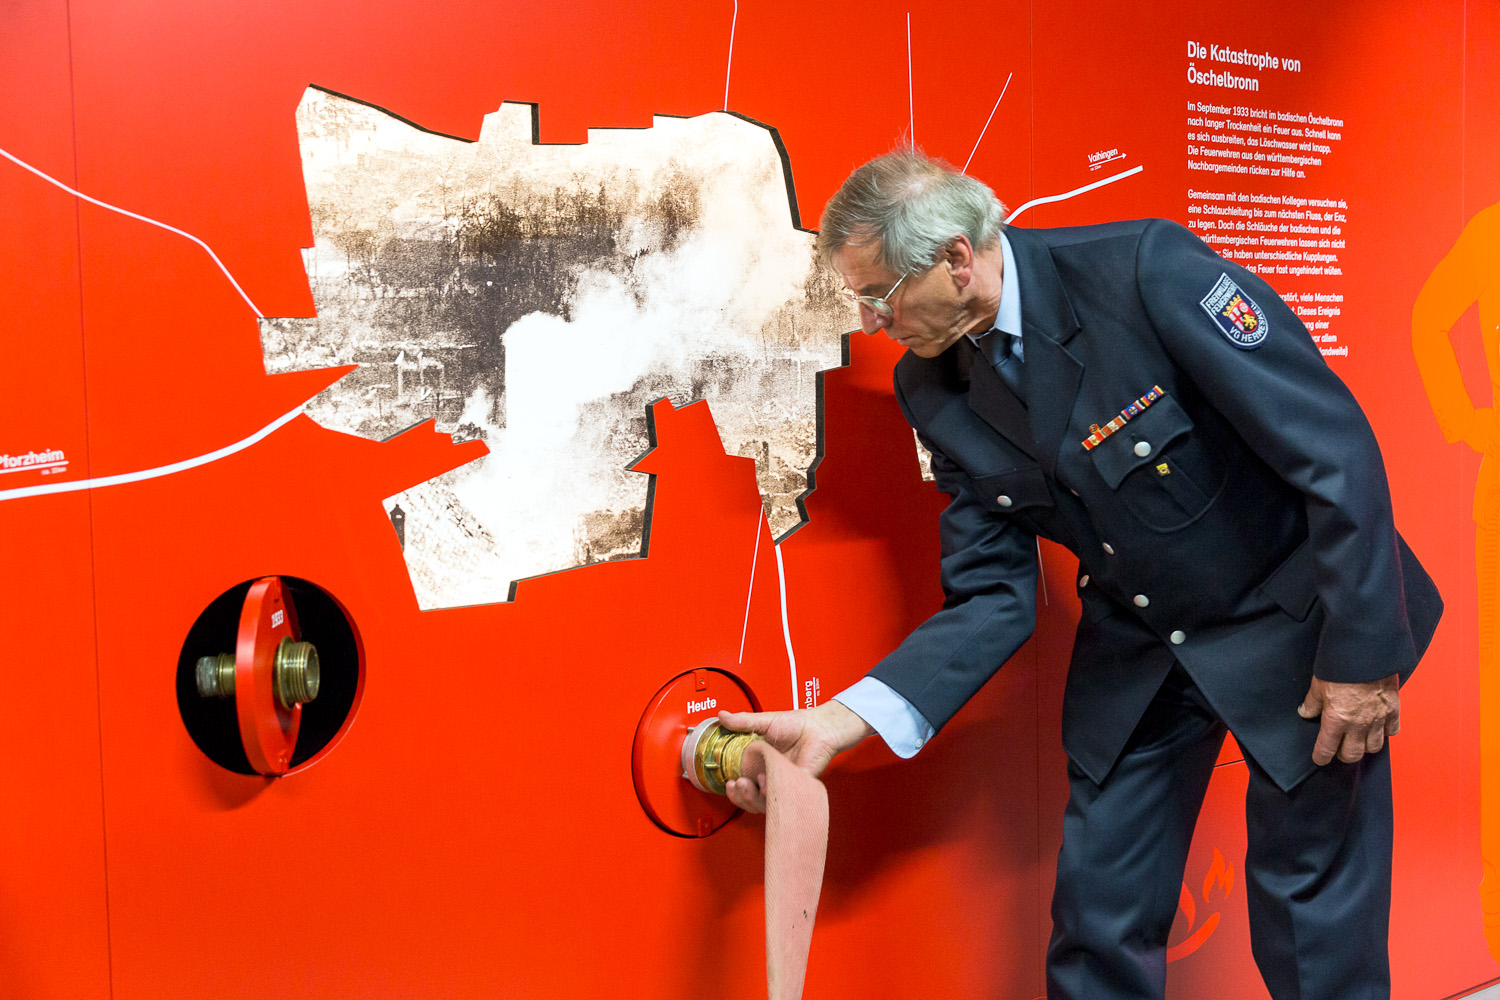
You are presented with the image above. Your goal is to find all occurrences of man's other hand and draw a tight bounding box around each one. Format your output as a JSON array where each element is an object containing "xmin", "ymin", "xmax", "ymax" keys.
[
  {"xmin": 1297, "ymin": 674, "xmax": 1401, "ymax": 765},
  {"xmin": 716, "ymin": 701, "xmax": 875, "ymax": 813}
]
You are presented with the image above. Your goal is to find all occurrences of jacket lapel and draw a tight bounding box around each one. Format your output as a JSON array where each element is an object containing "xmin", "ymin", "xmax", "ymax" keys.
[{"xmin": 1004, "ymin": 226, "xmax": 1085, "ymax": 478}]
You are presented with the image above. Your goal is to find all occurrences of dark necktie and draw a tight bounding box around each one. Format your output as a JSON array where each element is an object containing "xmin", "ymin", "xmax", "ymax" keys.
[{"xmin": 978, "ymin": 330, "xmax": 1027, "ymax": 405}]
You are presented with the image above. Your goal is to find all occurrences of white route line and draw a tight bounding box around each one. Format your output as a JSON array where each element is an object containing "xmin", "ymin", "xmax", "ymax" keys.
[
  {"xmin": 724, "ymin": 0, "xmax": 739, "ymax": 111},
  {"xmin": 1005, "ymin": 165, "xmax": 1145, "ymax": 224},
  {"xmin": 0, "ymin": 404, "xmax": 307, "ymax": 503},
  {"xmin": 906, "ymin": 13, "xmax": 914, "ymax": 143},
  {"xmin": 773, "ymin": 543, "xmax": 800, "ymax": 709},
  {"xmin": 962, "ymin": 72, "xmax": 1012, "ymax": 174},
  {"xmin": 1037, "ymin": 538, "xmax": 1048, "ymax": 605},
  {"xmin": 738, "ymin": 512, "xmax": 763, "ymax": 662},
  {"xmin": 0, "ymin": 147, "xmax": 323, "ymax": 504},
  {"xmin": 0, "ymin": 146, "xmax": 265, "ymax": 318}
]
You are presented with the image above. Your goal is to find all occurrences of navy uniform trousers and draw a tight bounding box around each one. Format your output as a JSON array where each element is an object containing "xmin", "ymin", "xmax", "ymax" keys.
[
  {"xmin": 866, "ymin": 220, "xmax": 1440, "ymax": 999},
  {"xmin": 1047, "ymin": 662, "xmax": 1392, "ymax": 1000}
]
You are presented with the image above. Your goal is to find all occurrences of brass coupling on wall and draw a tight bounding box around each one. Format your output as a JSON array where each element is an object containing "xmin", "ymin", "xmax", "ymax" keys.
[
  {"xmin": 195, "ymin": 653, "xmax": 237, "ymax": 700},
  {"xmin": 274, "ymin": 639, "xmax": 320, "ymax": 708},
  {"xmin": 681, "ymin": 718, "xmax": 761, "ymax": 795},
  {"xmin": 196, "ymin": 637, "xmax": 321, "ymax": 710}
]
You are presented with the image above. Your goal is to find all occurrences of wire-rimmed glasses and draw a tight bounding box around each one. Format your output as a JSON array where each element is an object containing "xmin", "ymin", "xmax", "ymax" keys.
[{"xmin": 843, "ymin": 273, "xmax": 909, "ymax": 321}]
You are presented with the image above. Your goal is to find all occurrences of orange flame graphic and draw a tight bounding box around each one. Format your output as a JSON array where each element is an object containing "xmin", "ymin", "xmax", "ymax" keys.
[
  {"xmin": 1203, "ymin": 847, "xmax": 1234, "ymax": 905},
  {"xmin": 1166, "ymin": 848, "xmax": 1235, "ymax": 963}
]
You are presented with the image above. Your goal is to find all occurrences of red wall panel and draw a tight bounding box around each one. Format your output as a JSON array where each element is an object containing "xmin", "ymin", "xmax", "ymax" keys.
[
  {"xmin": 1, "ymin": 1, "xmax": 1497, "ymax": 996},
  {"xmin": 0, "ymin": 3, "xmax": 112, "ymax": 997}
]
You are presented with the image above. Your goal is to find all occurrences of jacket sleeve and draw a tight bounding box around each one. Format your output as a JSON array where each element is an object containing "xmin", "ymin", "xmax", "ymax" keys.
[
  {"xmin": 866, "ymin": 374, "xmax": 1039, "ymax": 732},
  {"xmin": 1135, "ymin": 218, "xmax": 1417, "ymax": 684}
]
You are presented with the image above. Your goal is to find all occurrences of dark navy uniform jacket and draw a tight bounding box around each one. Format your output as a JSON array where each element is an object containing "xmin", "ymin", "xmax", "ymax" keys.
[{"xmin": 869, "ymin": 218, "xmax": 1442, "ymax": 792}]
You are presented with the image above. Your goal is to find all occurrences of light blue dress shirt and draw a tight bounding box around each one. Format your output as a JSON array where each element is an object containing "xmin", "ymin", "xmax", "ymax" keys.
[
  {"xmin": 970, "ymin": 229, "xmax": 1024, "ymax": 359},
  {"xmin": 831, "ymin": 231, "xmax": 1023, "ymax": 758}
]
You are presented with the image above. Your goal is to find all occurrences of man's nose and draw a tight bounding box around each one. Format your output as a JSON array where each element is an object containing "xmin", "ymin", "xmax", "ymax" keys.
[{"xmin": 858, "ymin": 303, "xmax": 890, "ymax": 336}]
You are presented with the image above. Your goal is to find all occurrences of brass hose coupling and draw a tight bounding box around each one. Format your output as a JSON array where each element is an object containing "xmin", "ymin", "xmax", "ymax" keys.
[
  {"xmin": 196, "ymin": 637, "xmax": 321, "ymax": 710},
  {"xmin": 682, "ymin": 718, "xmax": 762, "ymax": 795},
  {"xmin": 195, "ymin": 653, "xmax": 237, "ymax": 700}
]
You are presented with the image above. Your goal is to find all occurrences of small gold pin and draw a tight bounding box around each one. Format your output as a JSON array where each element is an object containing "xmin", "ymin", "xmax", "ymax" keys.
[{"xmin": 1156, "ymin": 463, "xmax": 1170, "ymax": 476}]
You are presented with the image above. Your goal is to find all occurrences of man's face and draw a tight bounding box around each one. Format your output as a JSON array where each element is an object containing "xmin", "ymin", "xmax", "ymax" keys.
[{"xmin": 831, "ymin": 239, "xmax": 972, "ymax": 359}]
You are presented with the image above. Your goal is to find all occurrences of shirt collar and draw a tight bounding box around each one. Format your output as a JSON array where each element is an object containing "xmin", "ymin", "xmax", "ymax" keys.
[{"xmin": 966, "ymin": 228, "xmax": 1021, "ymax": 347}]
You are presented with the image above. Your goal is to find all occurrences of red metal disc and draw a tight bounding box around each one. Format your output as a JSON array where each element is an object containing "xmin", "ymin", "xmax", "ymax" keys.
[
  {"xmin": 631, "ymin": 668, "xmax": 760, "ymax": 837},
  {"xmin": 234, "ymin": 577, "xmax": 303, "ymax": 775}
]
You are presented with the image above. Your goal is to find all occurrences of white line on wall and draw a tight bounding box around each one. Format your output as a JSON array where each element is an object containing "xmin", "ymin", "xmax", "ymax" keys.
[
  {"xmin": 962, "ymin": 72, "xmax": 1013, "ymax": 175},
  {"xmin": 724, "ymin": 1, "xmax": 739, "ymax": 111},
  {"xmin": 0, "ymin": 404, "xmax": 306, "ymax": 504},
  {"xmin": 0, "ymin": 146, "xmax": 265, "ymax": 317},
  {"xmin": 906, "ymin": 13, "xmax": 915, "ymax": 143},
  {"xmin": 774, "ymin": 542, "xmax": 799, "ymax": 709},
  {"xmin": 739, "ymin": 512, "xmax": 763, "ymax": 662},
  {"xmin": 1005, "ymin": 165, "xmax": 1145, "ymax": 224},
  {"xmin": 1037, "ymin": 538, "xmax": 1048, "ymax": 605}
]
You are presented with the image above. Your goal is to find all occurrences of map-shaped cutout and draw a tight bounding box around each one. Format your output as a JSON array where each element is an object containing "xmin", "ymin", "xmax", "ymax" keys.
[{"xmin": 261, "ymin": 89, "xmax": 851, "ymax": 609}]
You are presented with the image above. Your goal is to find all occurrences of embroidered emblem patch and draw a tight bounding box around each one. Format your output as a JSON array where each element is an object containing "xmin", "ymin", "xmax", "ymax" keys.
[{"xmin": 1199, "ymin": 273, "xmax": 1268, "ymax": 349}]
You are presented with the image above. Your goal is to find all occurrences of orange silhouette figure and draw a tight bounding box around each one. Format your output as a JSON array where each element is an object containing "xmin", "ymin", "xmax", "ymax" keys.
[{"xmin": 1413, "ymin": 202, "xmax": 1500, "ymax": 962}]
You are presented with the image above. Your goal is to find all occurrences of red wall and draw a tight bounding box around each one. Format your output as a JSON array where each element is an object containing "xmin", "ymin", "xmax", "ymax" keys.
[{"xmin": 2, "ymin": 1, "xmax": 1497, "ymax": 996}]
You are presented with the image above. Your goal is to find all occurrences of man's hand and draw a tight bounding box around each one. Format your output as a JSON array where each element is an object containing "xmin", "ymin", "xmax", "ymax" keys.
[
  {"xmin": 716, "ymin": 700, "xmax": 875, "ymax": 814},
  {"xmin": 1297, "ymin": 674, "xmax": 1400, "ymax": 765}
]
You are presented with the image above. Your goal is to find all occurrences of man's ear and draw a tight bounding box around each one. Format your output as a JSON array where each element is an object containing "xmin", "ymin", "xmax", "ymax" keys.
[{"xmin": 944, "ymin": 234, "xmax": 976, "ymax": 289}]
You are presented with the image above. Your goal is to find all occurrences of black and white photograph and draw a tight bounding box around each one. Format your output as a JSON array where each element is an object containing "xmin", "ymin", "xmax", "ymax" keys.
[{"xmin": 261, "ymin": 89, "xmax": 853, "ymax": 609}]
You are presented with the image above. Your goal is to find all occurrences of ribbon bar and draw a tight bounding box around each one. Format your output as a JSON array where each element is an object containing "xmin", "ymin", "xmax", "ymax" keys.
[{"xmin": 1081, "ymin": 385, "xmax": 1166, "ymax": 451}]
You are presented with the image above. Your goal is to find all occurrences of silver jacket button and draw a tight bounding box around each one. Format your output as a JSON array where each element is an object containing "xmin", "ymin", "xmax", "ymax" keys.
[
  {"xmin": 997, "ymin": 495, "xmax": 1013, "ymax": 507},
  {"xmin": 1170, "ymin": 630, "xmax": 1186, "ymax": 644},
  {"xmin": 1134, "ymin": 441, "xmax": 1151, "ymax": 457},
  {"xmin": 1133, "ymin": 594, "xmax": 1150, "ymax": 607},
  {"xmin": 1079, "ymin": 575, "xmax": 1090, "ymax": 588},
  {"xmin": 1102, "ymin": 542, "xmax": 1115, "ymax": 555}
]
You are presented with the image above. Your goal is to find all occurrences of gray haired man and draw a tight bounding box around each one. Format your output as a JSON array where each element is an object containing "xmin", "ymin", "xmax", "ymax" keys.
[{"xmin": 721, "ymin": 149, "xmax": 1440, "ymax": 999}]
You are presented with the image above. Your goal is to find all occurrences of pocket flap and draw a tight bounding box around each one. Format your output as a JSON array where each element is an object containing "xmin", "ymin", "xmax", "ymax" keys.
[
  {"xmin": 1258, "ymin": 538, "xmax": 1317, "ymax": 621},
  {"xmin": 973, "ymin": 466, "xmax": 1054, "ymax": 513},
  {"xmin": 1087, "ymin": 395, "xmax": 1194, "ymax": 489}
]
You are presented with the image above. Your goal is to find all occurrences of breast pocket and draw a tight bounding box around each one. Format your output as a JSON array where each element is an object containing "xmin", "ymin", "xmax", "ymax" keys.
[{"xmin": 1086, "ymin": 395, "xmax": 1225, "ymax": 532}]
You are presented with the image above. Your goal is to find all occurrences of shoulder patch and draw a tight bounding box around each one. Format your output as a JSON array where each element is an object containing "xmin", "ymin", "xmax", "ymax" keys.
[{"xmin": 1199, "ymin": 273, "xmax": 1268, "ymax": 349}]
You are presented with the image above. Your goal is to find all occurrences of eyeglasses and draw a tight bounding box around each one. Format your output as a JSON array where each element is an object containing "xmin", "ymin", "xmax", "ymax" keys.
[{"xmin": 843, "ymin": 273, "xmax": 909, "ymax": 320}]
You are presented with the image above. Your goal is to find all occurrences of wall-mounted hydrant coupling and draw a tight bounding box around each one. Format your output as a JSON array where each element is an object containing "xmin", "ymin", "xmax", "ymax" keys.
[
  {"xmin": 682, "ymin": 718, "xmax": 761, "ymax": 795},
  {"xmin": 197, "ymin": 636, "xmax": 321, "ymax": 710}
]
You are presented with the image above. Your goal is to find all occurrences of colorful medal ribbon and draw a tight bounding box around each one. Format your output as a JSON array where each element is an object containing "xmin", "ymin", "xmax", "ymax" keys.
[{"xmin": 1081, "ymin": 385, "xmax": 1166, "ymax": 451}]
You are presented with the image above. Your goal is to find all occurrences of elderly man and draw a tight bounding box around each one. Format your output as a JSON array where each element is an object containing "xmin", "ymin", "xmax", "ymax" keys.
[{"xmin": 721, "ymin": 149, "xmax": 1441, "ymax": 999}]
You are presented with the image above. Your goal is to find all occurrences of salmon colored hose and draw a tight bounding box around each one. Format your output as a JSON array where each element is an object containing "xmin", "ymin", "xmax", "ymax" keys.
[{"xmin": 738, "ymin": 741, "xmax": 829, "ymax": 1000}]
